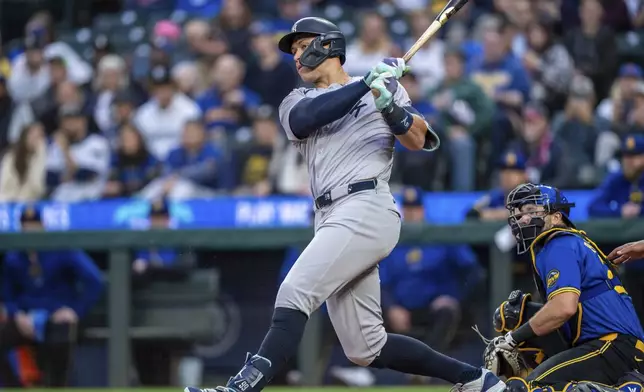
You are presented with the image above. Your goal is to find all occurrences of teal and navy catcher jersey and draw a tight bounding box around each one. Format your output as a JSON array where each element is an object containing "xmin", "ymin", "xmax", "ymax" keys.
[{"xmin": 531, "ymin": 228, "xmax": 644, "ymax": 345}]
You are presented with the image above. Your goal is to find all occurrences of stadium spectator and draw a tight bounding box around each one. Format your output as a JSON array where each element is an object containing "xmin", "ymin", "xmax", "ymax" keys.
[
  {"xmin": 429, "ymin": 46, "xmax": 494, "ymax": 191},
  {"xmin": 380, "ymin": 187, "xmax": 482, "ymax": 355},
  {"xmin": 104, "ymin": 123, "xmax": 160, "ymax": 198},
  {"xmin": 38, "ymin": 81, "xmax": 94, "ymax": 138},
  {"xmin": 140, "ymin": 120, "xmax": 223, "ymax": 200},
  {"xmin": 523, "ymin": 19, "xmax": 575, "ymax": 112},
  {"xmin": 596, "ymin": 63, "xmax": 644, "ymax": 132},
  {"xmin": 103, "ymin": 90, "xmax": 139, "ymax": 148},
  {"xmin": 20, "ymin": 11, "xmax": 93, "ymax": 86},
  {"xmin": 563, "ymin": 0, "xmax": 617, "ymax": 101},
  {"xmin": 466, "ymin": 151, "xmax": 528, "ymax": 221},
  {"xmin": 0, "ymin": 205, "xmax": 103, "ymax": 387},
  {"xmin": 217, "ymin": 0, "xmax": 254, "ymax": 63},
  {"xmin": 504, "ymin": 0, "xmax": 536, "ymax": 59},
  {"xmin": 245, "ymin": 21, "xmax": 298, "ymax": 110},
  {"xmin": 134, "ymin": 65, "xmax": 201, "ymax": 161},
  {"xmin": 197, "ymin": 54, "xmax": 260, "ymax": 139},
  {"xmin": 7, "ymin": 35, "xmax": 50, "ymax": 104},
  {"xmin": 271, "ymin": 141, "xmax": 309, "ymax": 196},
  {"xmin": 132, "ymin": 198, "xmax": 195, "ymax": 276},
  {"xmin": 0, "ymin": 122, "xmax": 46, "ymax": 202},
  {"xmin": 588, "ymin": 134, "xmax": 644, "ymax": 219},
  {"xmin": 30, "ymin": 56, "xmax": 69, "ymax": 120},
  {"xmin": 45, "ymin": 108, "xmax": 110, "ymax": 202},
  {"xmin": 272, "ymin": 0, "xmax": 307, "ymax": 33},
  {"xmin": 172, "ymin": 61, "xmax": 204, "ymax": 99},
  {"xmin": 0, "ymin": 33, "xmax": 10, "ymax": 80},
  {"xmin": 344, "ymin": 12, "xmax": 402, "ymax": 77},
  {"xmin": 471, "ymin": 18, "xmax": 531, "ymax": 173},
  {"xmin": 404, "ymin": 10, "xmax": 445, "ymax": 93},
  {"xmin": 183, "ymin": 19, "xmax": 228, "ymax": 62},
  {"xmin": 234, "ymin": 106, "xmax": 281, "ymax": 196},
  {"xmin": 175, "ymin": 0, "xmax": 223, "ymax": 18},
  {"xmin": 90, "ymin": 34, "xmax": 114, "ymax": 70},
  {"xmin": 90, "ymin": 55, "xmax": 133, "ymax": 134},
  {"xmin": 510, "ymin": 102, "xmax": 578, "ymax": 188}
]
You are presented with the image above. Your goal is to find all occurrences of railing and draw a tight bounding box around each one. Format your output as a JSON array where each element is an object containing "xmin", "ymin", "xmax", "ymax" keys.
[{"xmin": 1, "ymin": 218, "xmax": 641, "ymax": 387}]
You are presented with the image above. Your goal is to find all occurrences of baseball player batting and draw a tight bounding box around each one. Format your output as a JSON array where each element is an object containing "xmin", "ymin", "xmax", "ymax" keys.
[{"xmin": 186, "ymin": 17, "xmax": 505, "ymax": 392}]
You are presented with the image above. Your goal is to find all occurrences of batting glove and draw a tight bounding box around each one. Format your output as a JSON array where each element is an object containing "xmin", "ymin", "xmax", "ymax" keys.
[
  {"xmin": 369, "ymin": 73, "xmax": 398, "ymax": 111},
  {"xmin": 364, "ymin": 58, "xmax": 410, "ymax": 85},
  {"xmin": 492, "ymin": 332, "xmax": 518, "ymax": 352}
]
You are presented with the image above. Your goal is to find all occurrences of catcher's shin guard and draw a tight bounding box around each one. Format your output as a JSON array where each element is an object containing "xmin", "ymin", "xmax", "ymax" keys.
[{"xmin": 506, "ymin": 377, "xmax": 530, "ymax": 392}]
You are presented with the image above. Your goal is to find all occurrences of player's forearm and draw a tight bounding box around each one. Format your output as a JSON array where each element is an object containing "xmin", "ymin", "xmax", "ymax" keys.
[
  {"xmin": 289, "ymin": 80, "xmax": 370, "ymax": 139},
  {"xmin": 395, "ymin": 115, "xmax": 427, "ymax": 151},
  {"xmin": 521, "ymin": 294, "xmax": 578, "ymax": 339}
]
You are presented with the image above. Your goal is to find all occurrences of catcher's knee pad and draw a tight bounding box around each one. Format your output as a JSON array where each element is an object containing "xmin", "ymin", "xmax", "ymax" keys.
[
  {"xmin": 530, "ymin": 386, "xmax": 555, "ymax": 392},
  {"xmin": 565, "ymin": 382, "xmax": 620, "ymax": 392},
  {"xmin": 506, "ymin": 377, "xmax": 530, "ymax": 392},
  {"xmin": 494, "ymin": 290, "xmax": 541, "ymax": 333},
  {"xmin": 618, "ymin": 370, "xmax": 644, "ymax": 389}
]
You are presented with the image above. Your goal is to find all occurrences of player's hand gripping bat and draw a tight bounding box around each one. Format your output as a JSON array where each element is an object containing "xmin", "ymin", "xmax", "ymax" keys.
[{"xmin": 371, "ymin": 0, "xmax": 469, "ymax": 97}]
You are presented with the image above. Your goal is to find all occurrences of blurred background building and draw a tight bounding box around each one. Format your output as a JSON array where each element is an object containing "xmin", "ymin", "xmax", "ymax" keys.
[{"xmin": 0, "ymin": 0, "xmax": 644, "ymax": 388}]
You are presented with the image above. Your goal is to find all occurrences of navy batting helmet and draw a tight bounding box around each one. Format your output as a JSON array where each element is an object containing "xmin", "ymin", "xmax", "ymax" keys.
[{"xmin": 278, "ymin": 17, "xmax": 346, "ymax": 69}]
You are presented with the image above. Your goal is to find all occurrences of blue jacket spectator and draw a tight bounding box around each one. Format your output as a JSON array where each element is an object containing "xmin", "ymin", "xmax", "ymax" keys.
[
  {"xmin": 104, "ymin": 123, "xmax": 160, "ymax": 198},
  {"xmin": 588, "ymin": 135, "xmax": 644, "ymax": 218},
  {"xmin": 380, "ymin": 187, "xmax": 482, "ymax": 350},
  {"xmin": 196, "ymin": 54, "xmax": 261, "ymax": 134}
]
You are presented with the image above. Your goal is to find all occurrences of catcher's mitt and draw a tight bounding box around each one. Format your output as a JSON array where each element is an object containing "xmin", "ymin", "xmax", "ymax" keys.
[{"xmin": 473, "ymin": 325, "xmax": 530, "ymax": 379}]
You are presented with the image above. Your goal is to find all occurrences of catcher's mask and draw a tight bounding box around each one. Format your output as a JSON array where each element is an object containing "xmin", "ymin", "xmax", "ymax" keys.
[{"xmin": 505, "ymin": 183, "xmax": 576, "ymax": 254}]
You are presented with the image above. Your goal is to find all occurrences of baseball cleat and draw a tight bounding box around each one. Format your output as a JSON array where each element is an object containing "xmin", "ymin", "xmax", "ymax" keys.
[
  {"xmin": 185, "ymin": 353, "xmax": 272, "ymax": 392},
  {"xmin": 450, "ymin": 368, "xmax": 506, "ymax": 392}
]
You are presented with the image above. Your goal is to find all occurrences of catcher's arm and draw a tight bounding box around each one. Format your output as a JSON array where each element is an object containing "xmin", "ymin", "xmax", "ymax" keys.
[{"xmin": 523, "ymin": 292, "xmax": 578, "ymax": 337}]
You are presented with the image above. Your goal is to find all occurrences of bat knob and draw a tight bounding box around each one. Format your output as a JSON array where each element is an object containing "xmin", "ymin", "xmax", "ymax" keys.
[{"xmin": 371, "ymin": 88, "xmax": 381, "ymax": 98}]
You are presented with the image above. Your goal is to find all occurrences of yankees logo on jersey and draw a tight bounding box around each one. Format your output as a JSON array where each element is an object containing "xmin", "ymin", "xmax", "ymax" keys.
[{"xmin": 278, "ymin": 76, "xmax": 411, "ymax": 197}]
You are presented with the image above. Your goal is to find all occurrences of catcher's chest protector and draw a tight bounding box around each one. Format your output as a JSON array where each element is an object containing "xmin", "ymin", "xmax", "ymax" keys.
[{"xmin": 529, "ymin": 228, "xmax": 624, "ymax": 347}]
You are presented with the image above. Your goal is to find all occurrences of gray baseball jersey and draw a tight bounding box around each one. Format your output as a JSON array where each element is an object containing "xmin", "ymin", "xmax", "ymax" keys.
[
  {"xmin": 278, "ymin": 76, "xmax": 412, "ymax": 197},
  {"xmin": 275, "ymin": 76, "xmax": 413, "ymax": 366}
]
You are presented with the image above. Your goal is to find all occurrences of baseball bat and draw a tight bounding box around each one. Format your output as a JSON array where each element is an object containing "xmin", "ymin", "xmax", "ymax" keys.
[
  {"xmin": 371, "ymin": 0, "xmax": 468, "ymax": 98},
  {"xmin": 403, "ymin": 0, "xmax": 469, "ymax": 62}
]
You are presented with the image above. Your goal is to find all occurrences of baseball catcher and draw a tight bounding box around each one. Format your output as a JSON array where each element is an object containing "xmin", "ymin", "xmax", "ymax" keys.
[{"xmin": 481, "ymin": 183, "xmax": 644, "ymax": 392}]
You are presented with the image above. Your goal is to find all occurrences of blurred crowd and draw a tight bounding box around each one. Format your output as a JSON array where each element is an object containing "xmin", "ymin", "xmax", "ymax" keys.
[{"xmin": 0, "ymin": 0, "xmax": 644, "ymax": 203}]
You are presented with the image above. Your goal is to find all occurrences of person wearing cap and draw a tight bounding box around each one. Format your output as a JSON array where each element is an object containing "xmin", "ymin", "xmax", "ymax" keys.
[
  {"xmin": 131, "ymin": 198, "xmax": 195, "ymax": 277},
  {"xmin": 234, "ymin": 106, "xmax": 280, "ymax": 195},
  {"xmin": 467, "ymin": 151, "xmax": 528, "ymax": 221},
  {"xmin": 196, "ymin": 54, "xmax": 261, "ymax": 135},
  {"xmin": 133, "ymin": 65, "xmax": 201, "ymax": 161},
  {"xmin": 380, "ymin": 186, "xmax": 482, "ymax": 355},
  {"xmin": 0, "ymin": 205, "xmax": 103, "ymax": 387},
  {"xmin": 246, "ymin": 20, "xmax": 298, "ymax": 110},
  {"xmin": 430, "ymin": 46, "xmax": 495, "ymax": 191},
  {"xmin": 588, "ymin": 134, "xmax": 644, "ymax": 219},
  {"xmin": 45, "ymin": 107, "xmax": 110, "ymax": 202},
  {"xmin": 7, "ymin": 35, "xmax": 50, "ymax": 104},
  {"xmin": 596, "ymin": 63, "xmax": 643, "ymax": 127}
]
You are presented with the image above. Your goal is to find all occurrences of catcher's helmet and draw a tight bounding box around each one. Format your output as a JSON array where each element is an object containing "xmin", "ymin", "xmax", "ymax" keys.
[
  {"xmin": 505, "ymin": 183, "xmax": 576, "ymax": 254},
  {"xmin": 278, "ymin": 17, "xmax": 346, "ymax": 69}
]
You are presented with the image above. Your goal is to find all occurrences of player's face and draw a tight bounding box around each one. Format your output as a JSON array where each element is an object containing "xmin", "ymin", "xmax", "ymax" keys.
[
  {"xmin": 513, "ymin": 204, "xmax": 547, "ymax": 226},
  {"xmin": 291, "ymin": 37, "xmax": 322, "ymax": 83}
]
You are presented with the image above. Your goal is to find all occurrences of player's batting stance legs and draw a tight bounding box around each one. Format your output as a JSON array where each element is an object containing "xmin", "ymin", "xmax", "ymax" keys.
[{"xmin": 185, "ymin": 16, "xmax": 504, "ymax": 392}]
